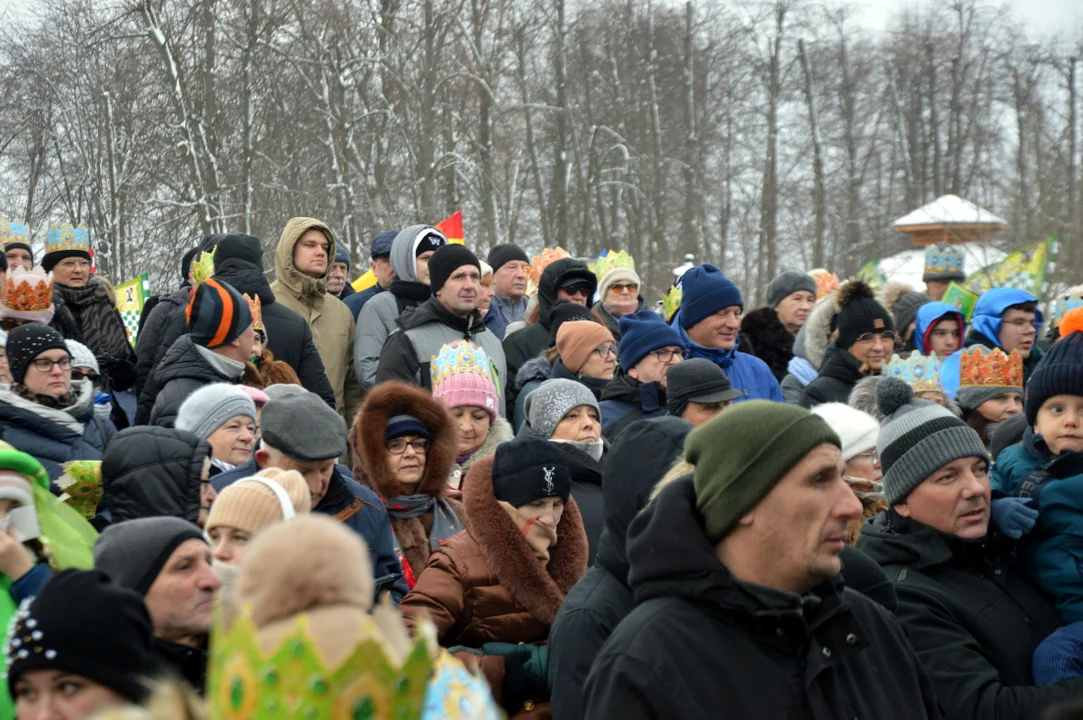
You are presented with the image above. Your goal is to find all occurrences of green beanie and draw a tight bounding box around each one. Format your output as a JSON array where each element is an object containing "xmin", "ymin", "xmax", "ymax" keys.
[{"xmin": 685, "ymin": 400, "xmax": 841, "ymax": 543}]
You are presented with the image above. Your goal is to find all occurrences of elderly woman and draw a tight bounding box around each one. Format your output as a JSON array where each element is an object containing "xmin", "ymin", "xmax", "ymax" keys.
[
  {"xmin": 400, "ymin": 435, "xmax": 588, "ymax": 718},
  {"xmin": 0, "ymin": 324, "xmax": 115, "ymax": 480},
  {"xmin": 176, "ymin": 383, "xmax": 258, "ymax": 476},
  {"xmin": 350, "ymin": 380, "xmax": 464, "ymax": 589}
]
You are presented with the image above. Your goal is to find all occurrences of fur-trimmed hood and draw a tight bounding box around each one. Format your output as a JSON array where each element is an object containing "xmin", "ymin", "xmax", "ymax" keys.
[
  {"xmin": 463, "ymin": 454, "xmax": 588, "ymax": 624},
  {"xmin": 350, "ymin": 381, "xmax": 458, "ymax": 499},
  {"xmin": 798, "ymin": 293, "xmax": 840, "ymax": 372},
  {"xmin": 740, "ymin": 306, "xmax": 795, "ymax": 382},
  {"xmin": 515, "ymin": 355, "xmax": 553, "ymax": 391}
]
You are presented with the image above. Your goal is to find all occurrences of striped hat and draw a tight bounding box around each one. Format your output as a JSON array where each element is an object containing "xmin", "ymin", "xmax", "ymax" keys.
[
  {"xmin": 186, "ymin": 277, "xmax": 253, "ymax": 348},
  {"xmin": 875, "ymin": 377, "xmax": 988, "ymax": 505}
]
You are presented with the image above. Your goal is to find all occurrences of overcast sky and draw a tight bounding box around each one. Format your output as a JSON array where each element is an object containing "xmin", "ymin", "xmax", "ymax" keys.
[{"xmin": 853, "ymin": 0, "xmax": 1081, "ymax": 39}]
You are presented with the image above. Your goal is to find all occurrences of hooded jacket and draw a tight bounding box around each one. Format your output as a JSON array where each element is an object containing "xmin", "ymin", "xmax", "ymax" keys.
[
  {"xmin": 800, "ymin": 341, "xmax": 869, "ymax": 408},
  {"xmin": 913, "ymin": 302, "xmax": 965, "ymax": 357},
  {"xmin": 554, "ymin": 441, "xmax": 606, "ymax": 566},
  {"xmin": 100, "ymin": 426, "xmax": 210, "ymax": 525},
  {"xmin": 513, "ymin": 357, "xmax": 610, "ymax": 434},
  {"xmin": 673, "ymin": 317, "xmax": 784, "ymax": 403},
  {"xmin": 549, "ymin": 417, "xmax": 691, "ymax": 720},
  {"xmin": 858, "ymin": 511, "xmax": 1083, "ymax": 720},
  {"xmin": 782, "ymin": 293, "xmax": 839, "ymax": 404},
  {"xmin": 136, "ymin": 335, "xmax": 245, "ymax": 427},
  {"xmin": 740, "ymin": 306, "xmax": 795, "ymax": 382},
  {"xmin": 134, "ymin": 285, "xmax": 191, "ymax": 396},
  {"xmin": 598, "ymin": 373, "xmax": 666, "ymax": 444},
  {"xmin": 354, "ymin": 226, "xmax": 442, "ymax": 389},
  {"xmin": 269, "ymin": 218, "xmax": 361, "ymax": 414},
  {"xmin": 584, "ymin": 477, "xmax": 942, "ymax": 720},
  {"xmin": 375, "ymin": 296, "xmax": 508, "ymax": 417}
]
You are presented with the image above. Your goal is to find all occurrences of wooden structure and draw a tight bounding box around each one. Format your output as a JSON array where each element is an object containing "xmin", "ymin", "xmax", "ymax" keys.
[{"xmin": 892, "ymin": 194, "xmax": 1008, "ymax": 246}]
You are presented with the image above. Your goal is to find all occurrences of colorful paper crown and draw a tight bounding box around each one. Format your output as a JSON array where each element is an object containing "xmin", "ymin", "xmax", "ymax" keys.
[
  {"xmin": 886, "ymin": 353, "xmax": 942, "ymax": 394},
  {"xmin": 662, "ymin": 285, "xmax": 682, "ymax": 321},
  {"xmin": 430, "ymin": 341, "xmax": 497, "ymax": 390},
  {"xmin": 525, "ymin": 247, "xmax": 570, "ymax": 294},
  {"xmin": 422, "ymin": 652, "xmax": 501, "ymax": 720},
  {"xmin": 924, "ymin": 243, "xmax": 965, "ymax": 277},
  {"xmin": 809, "ymin": 269, "xmax": 840, "ymax": 300},
  {"xmin": 244, "ymin": 293, "xmax": 264, "ymax": 333},
  {"xmin": 959, "ymin": 346, "xmax": 1023, "ymax": 390},
  {"xmin": 0, "ymin": 217, "xmax": 29, "ymax": 248},
  {"xmin": 44, "ymin": 223, "xmax": 89, "ymax": 255},
  {"xmin": 593, "ymin": 249, "xmax": 635, "ymax": 281},
  {"xmin": 1, "ymin": 267, "xmax": 54, "ymax": 321},
  {"xmin": 1053, "ymin": 286, "xmax": 1083, "ymax": 327},
  {"xmin": 56, "ymin": 461, "xmax": 103, "ymax": 520},
  {"xmin": 191, "ymin": 250, "xmax": 216, "ymax": 286}
]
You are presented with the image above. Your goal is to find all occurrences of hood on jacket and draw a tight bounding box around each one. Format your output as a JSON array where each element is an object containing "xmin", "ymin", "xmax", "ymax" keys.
[
  {"xmin": 538, "ymin": 259, "xmax": 596, "ymax": 325},
  {"xmin": 213, "ymin": 256, "xmax": 275, "ymax": 306},
  {"xmin": 595, "ymin": 417, "xmax": 692, "ymax": 586},
  {"xmin": 350, "ymin": 381, "xmax": 458, "ymax": 499},
  {"xmin": 801, "ymin": 293, "xmax": 841, "ymax": 371},
  {"xmin": 101, "ymin": 425, "xmax": 211, "ymax": 524},
  {"xmin": 389, "ymin": 225, "xmax": 446, "ymax": 284},
  {"xmin": 914, "ymin": 302, "xmax": 965, "ymax": 356},
  {"xmin": 515, "ymin": 355, "xmax": 553, "ymax": 391},
  {"xmin": 968, "ymin": 287, "xmax": 1042, "ymax": 351},
  {"xmin": 274, "ymin": 217, "xmax": 335, "ymax": 302},
  {"xmin": 600, "ymin": 372, "xmax": 665, "ymax": 412}
]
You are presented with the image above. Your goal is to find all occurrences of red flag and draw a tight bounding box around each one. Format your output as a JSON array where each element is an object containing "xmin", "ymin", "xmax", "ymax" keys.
[{"xmin": 435, "ymin": 210, "xmax": 464, "ymax": 245}]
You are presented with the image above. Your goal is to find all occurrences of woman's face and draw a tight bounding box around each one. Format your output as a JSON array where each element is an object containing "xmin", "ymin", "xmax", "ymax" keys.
[
  {"xmin": 386, "ymin": 434, "xmax": 428, "ymax": 489},
  {"xmin": 0, "ymin": 347, "xmax": 11, "ymax": 384},
  {"xmin": 23, "ymin": 349, "xmax": 72, "ymax": 398},
  {"xmin": 976, "ymin": 392, "xmax": 1023, "ymax": 423},
  {"xmin": 550, "ymin": 405, "xmax": 600, "ymax": 443},
  {"xmin": 13, "ymin": 669, "xmax": 128, "ymax": 720},
  {"xmin": 207, "ymin": 416, "xmax": 257, "ymax": 466},
  {"xmin": 845, "ymin": 450, "xmax": 882, "ymax": 483},
  {"xmin": 451, "ymin": 406, "xmax": 491, "ymax": 456},
  {"xmin": 251, "ymin": 332, "xmax": 265, "ymax": 361},
  {"xmin": 208, "ymin": 525, "xmax": 251, "ymax": 566},
  {"xmin": 518, "ymin": 497, "xmax": 565, "ymax": 532},
  {"xmin": 576, "ymin": 343, "xmax": 616, "ymax": 380}
]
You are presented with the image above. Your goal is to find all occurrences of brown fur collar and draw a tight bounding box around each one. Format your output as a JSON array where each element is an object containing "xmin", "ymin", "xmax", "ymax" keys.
[
  {"xmin": 462, "ymin": 455, "xmax": 588, "ymax": 625},
  {"xmin": 350, "ymin": 381, "xmax": 458, "ymax": 499}
]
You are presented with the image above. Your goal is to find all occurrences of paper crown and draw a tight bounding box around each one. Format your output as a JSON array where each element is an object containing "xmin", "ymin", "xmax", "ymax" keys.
[
  {"xmin": 244, "ymin": 293, "xmax": 264, "ymax": 333},
  {"xmin": 429, "ymin": 341, "xmax": 497, "ymax": 390},
  {"xmin": 44, "ymin": 223, "xmax": 90, "ymax": 255},
  {"xmin": 808, "ymin": 269, "xmax": 840, "ymax": 300},
  {"xmin": 1053, "ymin": 287, "xmax": 1083, "ymax": 327},
  {"xmin": 1, "ymin": 267, "xmax": 54, "ymax": 321},
  {"xmin": 662, "ymin": 285, "xmax": 682, "ymax": 321},
  {"xmin": 593, "ymin": 249, "xmax": 635, "ymax": 281},
  {"xmin": 0, "ymin": 217, "xmax": 30, "ymax": 248},
  {"xmin": 56, "ymin": 461, "xmax": 103, "ymax": 520},
  {"xmin": 885, "ymin": 353, "xmax": 942, "ymax": 394},
  {"xmin": 525, "ymin": 247, "xmax": 570, "ymax": 294},
  {"xmin": 924, "ymin": 244, "xmax": 965, "ymax": 277},
  {"xmin": 191, "ymin": 250, "xmax": 216, "ymax": 286},
  {"xmin": 959, "ymin": 346, "xmax": 1023, "ymax": 390}
]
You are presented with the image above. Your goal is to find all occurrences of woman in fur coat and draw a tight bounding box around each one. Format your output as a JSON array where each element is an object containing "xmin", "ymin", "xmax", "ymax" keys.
[{"xmin": 350, "ymin": 381, "xmax": 464, "ymax": 590}]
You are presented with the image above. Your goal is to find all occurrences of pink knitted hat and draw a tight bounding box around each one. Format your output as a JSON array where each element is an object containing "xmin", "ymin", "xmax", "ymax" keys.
[{"xmin": 430, "ymin": 342, "xmax": 500, "ymax": 421}]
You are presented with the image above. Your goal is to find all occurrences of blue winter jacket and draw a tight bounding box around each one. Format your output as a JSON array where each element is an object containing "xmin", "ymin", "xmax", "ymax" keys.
[
  {"xmin": 993, "ymin": 428, "xmax": 1083, "ymax": 624},
  {"xmin": 671, "ymin": 314, "xmax": 784, "ymax": 402},
  {"xmin": 913, "ymin": 302, "xmax": 965, "ymax": 356},
  {"xmin": 213, "ymin": 458, "xmax": 408, "ymax": 604},
  {"xmin": 344, "ymin": 284, "xmax": 385, "ymax": 321},
  {"xmin": 483, "ymin": 305, "xmax": 508, "ymax": 341}
]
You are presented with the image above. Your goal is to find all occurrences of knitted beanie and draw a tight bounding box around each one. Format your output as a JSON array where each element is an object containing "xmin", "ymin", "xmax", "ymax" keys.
[
  {"xmin": 957, "ymin": 345, "xmax": 1024, "ymax": 413},
  {"xmin": 678, "ymin": 264, "xmax": 744, "ymax": 330},
  {"xmin": 186, "ymin": 277, "xmax": 253, "ymax": 348},
  {"xmin": 213, "ymin": 234, "xmax": 264, "ymax": 267},
  {"xmin": 685, "ymin": 400, "xmax": 840, "ymax": 543},
  {"xmin": 431, "ymin": 342, "xmax": 499, "ymax": 420},
  {"xmin": 524, "ymin": 378, "xmax": 599, "ymax": 439},
  {"xmin": 811, "ymin": 403, "xmax": 880, "ymax": 463},
  {"xmin": 334, "ymin": 245, "xmax": 350, "ymax": 269},
  {"xmin": 875, "ymin": 377, "xmax": 989, "ymax": 505},
  {"xmin": 836, "ymin": 281, "xmax": 895, "ymax": 350},
  {"xmin": 94, "ymin": 516, "xmax": 207, "ymax": 595},
  {"xmin": 386, "ymin": 414, "xmax": 432, "ymax": 442},
  {"xmin": 64, "ymin": 340, "xmax": 99, "ymax": 374},
  {"xmin": 492, "ymin": 435, "xmax": 572, "ymax": 507},
  {"xmin": 618, "ymin": 310, "xmax": 685, "ymax": 371},
  {"xmin": 428, "ymin": 244, "xmax": 480, "ymax": 294},
  {"xmin": 766, "ymin": 271, "xmax": 817, "ymax": 309},
  {"xmin": 7, "ymin": 323, "xmax": 67, "ymax": 384},
  {"xmin": 486, "ymin": 243, "xmax": 530, "ymax": 273},
  {"xmin": 547, "ymin": 301, "xmax": 595, "ymax": 346},
  {"xmin": 176, "ymin": 383, "xmax": 257, "ymax": 440},
  {"xmin": 204, "ymin": 469, "xmax": 311, "ymax": 537},
  {"xmin": 557, "ymin": 320, "xmax": 615, "ymax": 374},
  {"xmin": 893, "ymin": 291, "xmax": 932, "ymax": 335},
  {"xmin": 413, "ymin": 229, "xmax": 447, "ymax": 258},
  {"xmin": 598, "ymin": 268, "xmax": 642, "ymax": 302},
  {"xmin": 1024, "ymin": 330, "xmax": 1083, "ymax": 425}
]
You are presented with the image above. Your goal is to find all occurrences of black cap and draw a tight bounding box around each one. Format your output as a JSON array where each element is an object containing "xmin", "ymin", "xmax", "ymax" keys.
[
  {"xmin": 491, "ymin": 435, "xmax": 571, "ymax": 508},
  {"xmin": 214, "ymin": 234, "xmax": 265, "ymax": 267},
  {"xmin": 428, "ymin": 244, "xmax": 480, "ymax": 294},
  {"xmin": 486, "ymin": 244, "xmax": 530, "ymax": 273},
  {"xmin": 665, "ymin": 358, "xmax": 742, "ymax": 416}
]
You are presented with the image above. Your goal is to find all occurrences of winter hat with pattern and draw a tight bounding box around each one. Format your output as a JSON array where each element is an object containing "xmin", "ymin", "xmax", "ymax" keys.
[
  {"xmin": 678, "ymin": 264, "xmax": 743, "ymax": 330},
  {"xmin": 186, "ymin": 277, "xmax": 253, "ymax": 349},
  {"xmin": 875, "ymin": 377, "xmax": 988, "ymax": 505},
  {"xmin": 431, "ymin": 341, "xmax": 499, "ymax": 421},
  {"xmin": 492, "ymin": 435, "xmax": 571, "ymax": 508},
  {"xmin": 93, "ymin": 516, "xmax": 207, "ymax": 595},
  {"xmin": 7, "ymin": 323, "xmax": 67, "ymax": 385},
  {"xmin": 204, "ymin": 469, "xmax": 311, "ymax": 538},
  {"xmin": 618, "ymin": 310, "xmax": 685, "ymax": 371},
  {"xmin": 557, "ymin": 320, "xmax": 615, "ymax": 374},
  {"xmin": 835, "ymin": 280, "xmax": 895, "ymax": 351},
  {"xmin": 548, "ymin": 301, "xmax": 594, "ymax": 346},
  {"xmin": 486, "ymin": 243, "xmax": 530, "ymax": 273},
  {"xmin": 427, "ymin": 244, "xmax": 480, "ymax": 295},
  {"xmin": 811, "ymin": 403, "xmax": 880, "ymax": 463},
  {"xmin": 766, "ymin": 271, "xmax": 817, "ymax": 309},
  {"xmin": 64, "ymin": 339, "xmax": 98, "ymax": 374},
  {"xmin": 685, "ymin": 400, "xmax": 840, "ymax": 543},
  {"xmin": 524, "ymin": 378, "xmax": 599, "ymax": 439},
  {"xmin": 176, "ymin": 383, "xmax": 257, "ymax": 440},
  {"xmin": 1024, "ymin": 330, "xmax": 1083, "ymax": 425}
]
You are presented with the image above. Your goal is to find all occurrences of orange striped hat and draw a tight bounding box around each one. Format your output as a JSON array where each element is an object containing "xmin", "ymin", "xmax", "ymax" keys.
[{"xmin": 185, "ymin": 277, "xmax": 253, "ymax": 348}]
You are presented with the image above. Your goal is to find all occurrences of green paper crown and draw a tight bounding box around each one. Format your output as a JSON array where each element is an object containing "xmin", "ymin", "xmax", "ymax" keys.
[
  {"xmin": 662, "ymin": 285, "xmax": 682, "ymax": 322},
  {"xmin": 57, "ymin": 461, "xmax": 103, "ymax": 520},
  {"xmin": 191, "ymin": 251, "xmax": 216, "ymax": 286},
  {"xmin": 594, "ymin": 249, "xmax": 635, "ymax": 281}
]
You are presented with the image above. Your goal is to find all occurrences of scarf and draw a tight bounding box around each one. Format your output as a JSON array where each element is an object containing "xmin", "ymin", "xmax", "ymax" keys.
[
  {"xmin": 11, "ymin": 383, "xmax": 78, "ymax": 411},
  {"xmin": 499, "ymin": 501, "xmax": 558, "ymax": 565},
  {"xmin": 384, "ymin": 494, "xmax": 461, "ymax": 550},
  {"xmin": 551, "ymin": 438, "xmax": 604, "ymax": 462},
  {"xmin": 55, "ymin": 280, "xmax": 132, "ymax": 360}
]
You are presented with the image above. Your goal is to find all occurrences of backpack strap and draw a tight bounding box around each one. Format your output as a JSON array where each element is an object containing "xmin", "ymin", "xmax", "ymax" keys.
[{"xmin": 333, "ymin": 497, "xmax": 363, "ymax": 523}]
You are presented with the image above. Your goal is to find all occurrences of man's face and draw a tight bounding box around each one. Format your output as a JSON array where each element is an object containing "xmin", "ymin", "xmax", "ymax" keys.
[
  {"xmin": 738, "ymin": 443, "xmax": 861, "ymax": 593},
  {"xmin": 52, "ymin": 257, "xmax": 91, "ymax": 287},
  {"xmin": 556, "ymin": 282, "xmax": 592, "ymax": 306},
  {"xmin": 775, "ymin": 291, "xmax": 815, "ymax": 335},
  {"xmin": 478, "ymin": 273, "xmax": 495, "ymax": 314},
  {"xmin": 257, "ymin": 448, "xmax": 336, "ymax": 508},
  {"xmin": 436, "ymin": 265, "xmax": 481, "ymax": 317},
  {"xmin": 143, "ymin": 539, "xmax": 221, "ymax": 643},
  {"xmin": 894, "ymin": 456, "xmax": 991, "ymax": 540},
  {"xmin": 999, "ymin": 307, "xmax": 1037, "ymax": 358},
  {"xmin": 848, "ymin": 329, "xmax": 895, "ymax": 371},
  {"xmin": 687, "ymin": 306, "xmax": 741, "ymax": 350},
  {"xmin": 681, "ymin": 400, "xmax": 730, "ymax": 427},
  {"xmin": 221, "ymin": 322, "xmax": 256, "ymax": 365},
  {"xmin": 327, "ymin": 261, "xmax": 349, "ymax": 294},
  {"xmin": 1035, "ymin": 394, "xmax": 1083, "ymax": 455},
  {"xmin": 372, "ymin": 256, "xmax": 395, "ymax": 288},
  {"xmin": 928, "ymin": 317, "xmax": 961, "ymax": 357},
  {"xmin": 293, "ymin": 229, "xmax": 330, "ymax": 278},
  {"xmin": 415, "ymin": 251, "xmax": 435, "ymax": 285},
  {"xmin": 6, "ymin": 248, "xmax": 31, "ymax": 271},
  {"xmin": 629, "ymin": 346, "xmax": 685, "ymax": 386},
  {"xmin": 493, "ymin": 260, "xmax": 528, "ymax": 300},
  {"xmin": 925, "ymin": 280, "xmax": 949, "ymax": 301}
]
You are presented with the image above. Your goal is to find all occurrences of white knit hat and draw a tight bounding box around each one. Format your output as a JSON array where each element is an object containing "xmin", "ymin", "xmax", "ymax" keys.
[
  {"xmin": 65, "ymin": 340, "xmax": 99, "ymax": 374},
  {"xmin": 811, "ymin": 402, "xmax": 879, "ymax": 463}
]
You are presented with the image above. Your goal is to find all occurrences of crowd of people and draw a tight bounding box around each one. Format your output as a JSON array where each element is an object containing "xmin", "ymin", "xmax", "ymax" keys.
[{"xmin": 0, "ymin": 212, "xmax": 1083, "ymax": 719}]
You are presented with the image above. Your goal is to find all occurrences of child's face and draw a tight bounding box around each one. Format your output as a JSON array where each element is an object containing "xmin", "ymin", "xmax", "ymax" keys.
[{"xmin": 1035, "ymin": 394, "xmax": 1083, "ymax": 455}]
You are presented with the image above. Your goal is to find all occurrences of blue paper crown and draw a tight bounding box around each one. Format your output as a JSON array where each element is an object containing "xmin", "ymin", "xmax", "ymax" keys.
[
  {"xmin": 45, "ymin": 223, "xmax": 90, "ymax": 254},
  {"xmin": 885, "ymin": 353, "xmax": 942, "ymax": 394},
  {"xmin": 0, "ymin": 217, "xmax": 30, "ymax": 247},
  {"xmin": 924, "ymin": 244, "xmax": 965, "ymax": 276},
  {"xmin": 1054, "ymin": 294, "xmax": 1083, "ymax": 326}
]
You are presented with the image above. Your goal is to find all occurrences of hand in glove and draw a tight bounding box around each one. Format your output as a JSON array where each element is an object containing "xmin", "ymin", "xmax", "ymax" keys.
[
  {"xmin": 990, "ymin": 497, "xmax": 1039, "ymax": 539},
  {"xmin": 502, "ymin": 644, "xmax": 549, "ymax": 712}
]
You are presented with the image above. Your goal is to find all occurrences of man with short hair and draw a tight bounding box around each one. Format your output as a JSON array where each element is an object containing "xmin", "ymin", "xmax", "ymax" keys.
[
  {"xmin": 327, "ymin": 245, "xmax": 355, "ymax": 300},
  {"xmin": 486, "ymin": 243, "xmax": 530, "ymax": 326},
  {"xmin": 94, "ymin": 516, "xmax": 222, "ymax": 693},
  {"xmin": 585, "ymin": 402, "xmax": 940, "ymax": 719},
  {"xmin": 345, "ymin": 230, "xmax": 397, "ymax": 320},
  {"xmin": 212, "ymin": 390, "xmax": 407, "ymax": 603},
  {"xmin": 4, "ymin": 233, "xmax": 33, "ymax": 272},
  {"xmin": 664, "ymin": 358, "xmax": 741, "ymax": 426},
  {"xmin": 675, "ymin": 264, "xmax": 784, "ymax": 402},
  {"xmin": 858, "ymin": 377, "xmax": 1083, "ymax": 719},
  {"xmin": 376, "ymin": 244, "xmax": 508, "ymax": 416},
  {"xmin": 740, "ymin": 270, "xmax": 816, "ymax": 382}
]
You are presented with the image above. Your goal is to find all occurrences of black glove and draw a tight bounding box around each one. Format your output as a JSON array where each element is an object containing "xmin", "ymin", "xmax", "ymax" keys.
[
  {"xmin": 98, "ymin": 355, "xmax": 137, "ymax": 392},
  {"xmin": 502, "ymin": 645, "xmax": 549, "ymax": 712}
]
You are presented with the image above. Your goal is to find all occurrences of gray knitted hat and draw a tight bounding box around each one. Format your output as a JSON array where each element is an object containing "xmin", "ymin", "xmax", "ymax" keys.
[
  {"xmin": 875, "ymin": 377, "xmax": 989, "ymax": 505},
  {"xmin": 767, "ymin": 271, "xmax": 817, "ymax": 309},
  {"xmin": 524, "ymin": 378, "xmax": 599, "ymax": 439},
  {"xmin": 176, "ymin": 383, "xmax": 257, "ymax": 440},
  {"xmin": 93, "ymin": 517, "xmax": 206, "ymax": 595}
]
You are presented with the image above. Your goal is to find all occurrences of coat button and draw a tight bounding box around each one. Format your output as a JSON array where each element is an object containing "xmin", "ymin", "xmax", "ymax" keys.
[
  {"xmin": 846, "ymin": 633, "xmax": 858, "ymax": 645},
  {"xmin": 775, "ymin": 627, "xmax": 784, "ymax": 637},
  {"xmin": 821, "ymin": 647, "xmax": 832, "ymax": 658}
]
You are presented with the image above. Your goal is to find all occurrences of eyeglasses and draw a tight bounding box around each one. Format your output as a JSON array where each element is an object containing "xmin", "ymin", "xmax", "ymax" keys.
[
  {"xmin": 387, "ymin": 437, "xmax": 429, "ymax": 454},
  {"xmin": 648, "ymin": 348, "xmax": 688, "ymax": 363},
  {"xmin": 853, "ymin": 331, "xmax": 898, "ymax": 345},
  {"xmin": 593, "ymin": 345, "xmax": 617, "ymax": 359},
  {"xmin": 608, "ymin": 282, "xmax": 638, "ymax": 294},
  {"xmin": 1003, "ymin": 319, "xmax": 1037, "ymax": 331},
  {"xmin": 562, "ymin": 284, "xmax": 592, "ymax": 298},
  {"xmin": 72, "ymin": 370, "xmax": 99, "ymax": 383},
  {"xmin": 31, "ymin": 357, "xmax": 72, "ymax": 373}
]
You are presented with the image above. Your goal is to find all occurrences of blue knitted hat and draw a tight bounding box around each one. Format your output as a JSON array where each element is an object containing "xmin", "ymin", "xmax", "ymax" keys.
[
  {"xmin": 678, "ymin": 264, "xmax": 743, "ymax": 330},
  {"xmin": 618, "ymin": 310, "xmax": 685, "ymax": 371}
]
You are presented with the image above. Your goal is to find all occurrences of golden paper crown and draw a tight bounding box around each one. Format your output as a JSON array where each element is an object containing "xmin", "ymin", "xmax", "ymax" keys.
[
  {"xmin": 57, "ymin": 460, "xmax": 103, "ymax": 520},
  {"xmin": 244, "ymin": 293, "xmax": 264, "ymax": 333},
  {"xmin": 525, "ymin": 247, "xmax": 570, "ymax": 294},
  {"xmin": 429, "ymin": 341, "xmax": 496, "ymax": 390},
  {"xmin": 809, "ymin": 269, "xmax": 840, "ymax": 300},
  {"xmin": 885, "ymin": 353, "xmax": 942, "ymax": 394},
  {"xmin": 662, "ymin": 285, "xmax": 682, "ymax": 321},
  {"xmin": 594, "ymin": 249, "xmax": 635, "ymax": 281},
  {"xmin": 191, "ymin": 251, "xmax": 216, "ymax": 286},
  {"xmin": 959, "ymin": 346, "xmax": 1023, "ymax": 390},
  {"xmin": 45, "ymin": 222, "xmax": 90, "ymax": 254},
  {"xmin": 1, "ymin": 267, "xmax": 54, "ymax": 314}
]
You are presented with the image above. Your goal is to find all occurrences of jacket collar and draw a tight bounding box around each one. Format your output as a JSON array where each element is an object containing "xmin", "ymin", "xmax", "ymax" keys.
[
  {"xmin": 399, "ymin": 296, "xmax": 486, "ymax": 337},
  {"xmin": 194, "ymin": 345, "xmax": 246, "ymax": 380},
  {"xmin": 678, "ymin": 322, "xmax": 741, "ymax": 369},
  {"xmin": 600, "ymin": 373, "xmax": 665, "ymax": 412}
]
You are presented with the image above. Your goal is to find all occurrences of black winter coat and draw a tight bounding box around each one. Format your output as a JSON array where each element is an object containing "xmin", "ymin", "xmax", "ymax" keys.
[
  {"xmin": 555, "ymin": 442, "xmax": 606, "ymax": 566},
  {"xmin": 550, "ymin": 417, "xmax": 691, "ymax": 720},
  {"xmin": 135, "ymin": 335, "xmax": 244, "ymax": 427},
  {"xmin": 598, "ymin": 374, "xmax": 665, "ymax": 444},
  {"xmin": 100, "ymin": 425, "xmax": 211, "ymax": 525},
  {"xmin": 740, "ymin": 306, "xmax": 795, "ymax": 382},
  {"xmin": 858, "ymin": 511, "xmax": 1083, "ymax": 720},
  {"xmin": 584, "ymin": 477, "xmax": 942, "ymax": 720},
  {"xmin": 134, "ymin": 286, "xmax": 191, "ymax": 396},
  {"xmin": 800, "ymin": 342, "xmax": 867, "ymax": 408},
  {"xmin": 153, "ymin": 637, "xmax": 208, "ymax": 694}
]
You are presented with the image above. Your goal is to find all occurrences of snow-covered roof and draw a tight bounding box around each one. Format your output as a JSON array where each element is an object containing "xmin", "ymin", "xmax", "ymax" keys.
[
  {"xmin": 892, "ymin": 194, "xmax": 1008, "ymax": 229},
  {"xmin": 877, "ymin": 243, "xmax": 1008, "ymax": 289}
]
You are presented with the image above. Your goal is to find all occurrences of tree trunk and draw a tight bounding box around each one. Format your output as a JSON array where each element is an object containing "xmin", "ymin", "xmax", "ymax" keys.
[{"xmin": 798, "ymin": 38, "xmax": 825, "ymax": 269}]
